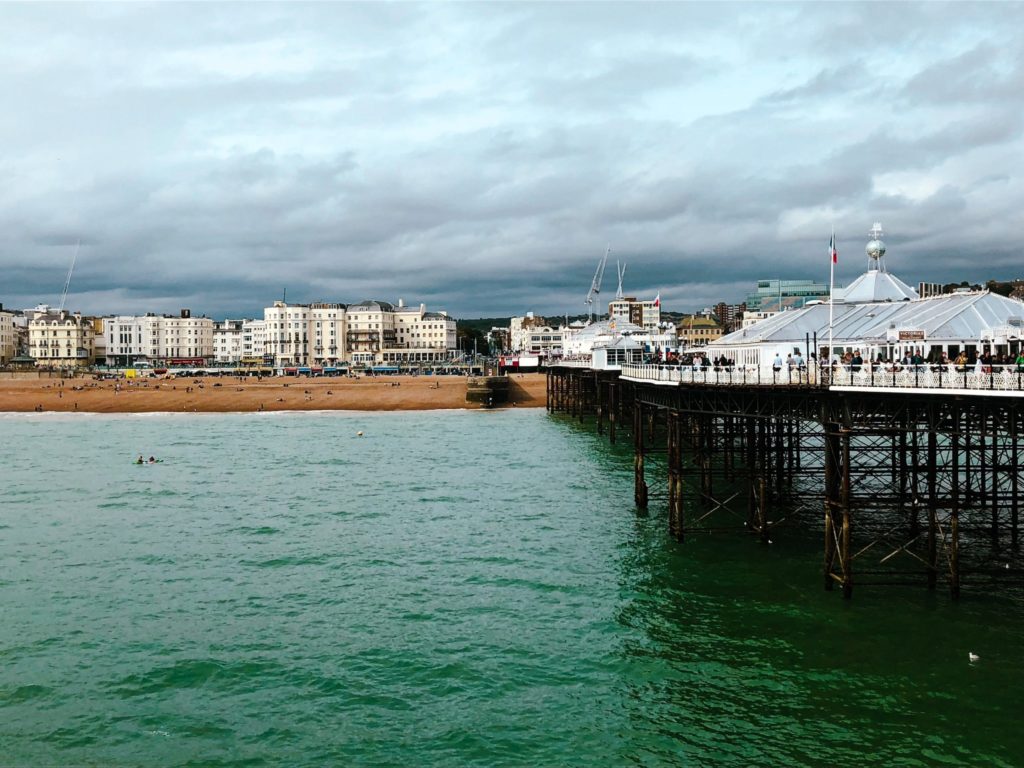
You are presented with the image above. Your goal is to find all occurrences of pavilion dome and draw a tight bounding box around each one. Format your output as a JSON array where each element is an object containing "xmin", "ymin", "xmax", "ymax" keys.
[{"xmin": 837, "ymin": 222, "xmax": 918, "ymax": 303}]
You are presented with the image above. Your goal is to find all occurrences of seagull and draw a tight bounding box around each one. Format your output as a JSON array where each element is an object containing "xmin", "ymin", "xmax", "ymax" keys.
[{"xmin": 968, "ymin": 652, "xmax": 980, "ymax": 663}]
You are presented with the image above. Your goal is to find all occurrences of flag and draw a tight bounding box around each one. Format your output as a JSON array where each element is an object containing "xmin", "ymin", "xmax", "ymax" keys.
[
  {"xmin": 829, "ymin": 233, "xmax": 838, "ymax": 264},
  {"xmin": 653, "ymin": 292, "xmax": 661, "ymax": 307}
]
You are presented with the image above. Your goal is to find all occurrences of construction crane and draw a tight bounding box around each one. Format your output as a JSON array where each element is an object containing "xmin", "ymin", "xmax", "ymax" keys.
[
  {"xmin": 585, "ymin": 246, "xmax": 610, "ymax": 323},
  {"xmin": 58, "ymin": 239, "xmax": 80, "ymax": 312},
  {"xmin": 615, "ymin": 261, "xmax": 627, "ymax": 300}
]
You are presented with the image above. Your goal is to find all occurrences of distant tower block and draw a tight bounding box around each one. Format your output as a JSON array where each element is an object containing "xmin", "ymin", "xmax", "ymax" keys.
[{"xmin": 865, "ymin": 222, "xmax": 887, "ymax": 272}]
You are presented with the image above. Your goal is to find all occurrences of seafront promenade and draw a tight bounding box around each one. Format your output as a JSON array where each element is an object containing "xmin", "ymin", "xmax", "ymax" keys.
[{"xmin": 0, "ymin": 373, "xmax": 547, "ymax": 413}]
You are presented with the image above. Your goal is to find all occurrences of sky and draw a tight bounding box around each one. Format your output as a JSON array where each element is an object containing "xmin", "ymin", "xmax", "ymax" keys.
[{"xmin": 2, "ymin": 2, "xmax": 1023, "ymax": 320}]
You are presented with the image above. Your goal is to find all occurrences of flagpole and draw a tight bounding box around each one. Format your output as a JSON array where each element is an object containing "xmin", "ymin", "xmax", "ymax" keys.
[{"xmin": 828, "ymin": 225, "xmax": 835, "ymax": 370}]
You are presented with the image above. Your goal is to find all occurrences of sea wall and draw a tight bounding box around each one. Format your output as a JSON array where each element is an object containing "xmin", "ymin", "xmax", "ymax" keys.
[{"xmin": 465, "ymin": 376, "xmax": 510, "ymax": 406}]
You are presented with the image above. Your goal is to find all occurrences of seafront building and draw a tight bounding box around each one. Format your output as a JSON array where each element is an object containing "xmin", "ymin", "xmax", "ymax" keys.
[
  {"xmin": 0, "ymin": 305, "xmax": 15, "ymax": 364},
  {"xmin": 384, "ymin": 301, "xmax": 458, "ymax": 366},
  {"xmin": 263, "ymin": 298, "xmax": 457, "ymax": 368},
  {"xmin": 92, "ymin": 320, "xmax": 107, "ymax": 364},
  {"xmin": 103, "ymin": 310, "xmax": 214, "ymax": 367},
  {"xmin": 607, "ymin": 296, "xmax": 661, "ymax": 331},
  {"xmin": 104, "ymin": 314, "xmax": 159, "ymax": 367},
  {"xmin": 264, "ymin": 301, "xmax": 312, "ymax": 367},
  {"xmin": 12, "ymin": 313, "xmax": 29, "ymax": 358},
  {"xmin": 501, "ymin": 314, "xmax": 564, "ymax": 370},
  {"xmin": 713, "ymin": 302, "xmax": 746, "ymax": 333},
  {"xmin": 27, "ymin": 308, "xmax": 99, "ymax": 368},
  {"xmin": 676, "ymin": 314, "xmax": 725, "ymax": 347},
  {"xmin": 513, "ymin": 324, "xmax": 568, "ymax": 356},
  {"xmin": 241, "ymin": 319, "xmax": 267, "ymax": 362},
  {"xmin": 213, "ymin": 320, "xmax": 244, "ymax": 363},
  {"xmin": 745, "ymin": 278, "xmax": 829, "ymax": 313},
  {"xmin": 344, "ymin": 300, "xmax": 394, "ymax": 365},
  {"xmin": 509, "ymin": 313, "xmax": 551, "ymax": 353},
  {"xmin": 704, "ymin": 224, "xmax": 1024, "ymax": 367},
  {"xmin": 160, "ymin": 310, "xmax": 214, "ymax": 363}
]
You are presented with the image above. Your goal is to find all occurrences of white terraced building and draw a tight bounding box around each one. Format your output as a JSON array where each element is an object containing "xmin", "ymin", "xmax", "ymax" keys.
[
  {"xmin": 264, "ymin": 301, "xmax": 310, "ymax": 367},
  {"xmin": 383, "ymin": 301, "xmax": 457, "ymax": 365},
  {"xmin": 263, "ymin": 299, "xmax": 457, "ymax": 368},
  {"xmin": 703, "ymin": 224, "xmax": 1024, "ymax": 368},
  {"xmin": 103, "ymin": 310, "xmax": 214, "ymax": 366},
  {"xmin": 213, "ymin": 319, "xmax": 244, "ymax": 363},
  {"xmin": 242, "ymin": 319, "xmax": 267, "ymax": 361},
  {"xmin": 263, "ymin": 302, "xmax": 346, "ymax": 367}
]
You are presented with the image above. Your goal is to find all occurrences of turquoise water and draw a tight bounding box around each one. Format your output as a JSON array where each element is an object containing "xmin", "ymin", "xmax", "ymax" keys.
[{"xmin": 2, "ymin": 409, "xmax": 1023, "ymax": 766}]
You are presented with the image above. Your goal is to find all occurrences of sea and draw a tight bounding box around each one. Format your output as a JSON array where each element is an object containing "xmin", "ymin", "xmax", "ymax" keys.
[{"xmin": 2, "ymin": 409, "xmax": 1023, "ymax": 767}]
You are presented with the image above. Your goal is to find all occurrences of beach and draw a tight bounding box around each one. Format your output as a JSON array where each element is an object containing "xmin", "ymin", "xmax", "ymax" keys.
[{"xmin": 0, "ymin": 373, "xmax": 546, "ymax": 413}]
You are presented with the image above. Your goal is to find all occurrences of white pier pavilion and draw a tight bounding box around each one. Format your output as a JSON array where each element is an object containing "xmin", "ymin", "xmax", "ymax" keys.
[{"xmin": 703, "ymin": 224, "xmax": 1024, "ymax": 368}]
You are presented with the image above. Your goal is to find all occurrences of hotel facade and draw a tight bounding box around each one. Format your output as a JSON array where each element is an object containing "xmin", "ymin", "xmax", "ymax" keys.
[
  {"xmin": 263, "ymin": 299, "xmax": 457, "ymax": 368},
  {"xmin": 27, "ymin": 309, "xmax": 99, "ymax": 368},
  {"xmin": 103, "ymin": 310, "xmax": 214, "ymax": 366}
]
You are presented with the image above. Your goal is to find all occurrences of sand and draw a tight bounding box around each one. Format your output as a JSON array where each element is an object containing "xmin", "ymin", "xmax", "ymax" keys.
[{"xmin": 0, "ymin": 373, "xmax": 547, "ymax": 413}]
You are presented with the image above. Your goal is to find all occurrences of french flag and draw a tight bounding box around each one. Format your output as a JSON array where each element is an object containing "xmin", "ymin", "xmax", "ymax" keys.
[{"xmin": 829, "ymin": 233, "xmax": 838, "ymax": 264}]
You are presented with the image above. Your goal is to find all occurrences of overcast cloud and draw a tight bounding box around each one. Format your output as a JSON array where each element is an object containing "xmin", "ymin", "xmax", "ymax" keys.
[{"xmin": 2, "ymin": 2, "xmax": 1023, "ymax": 319}]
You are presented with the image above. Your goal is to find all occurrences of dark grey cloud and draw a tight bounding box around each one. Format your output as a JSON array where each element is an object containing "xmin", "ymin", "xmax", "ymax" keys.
[{"xmin": 2, "ymin": 2, "xmax": 1024, "ymax": 320}]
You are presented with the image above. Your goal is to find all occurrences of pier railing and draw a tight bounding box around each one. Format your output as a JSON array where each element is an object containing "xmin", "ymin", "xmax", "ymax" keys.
[
  {"xmin": 620, "ymin": 364, "xmax": 819, "ymax": 387},
  {"xmin": 556, "ymin": 358, "xmax": 594, "ymax": 368},
  {"xmin": 620, "ymin": 363, "xmax": 1024, "ymax": 393}
]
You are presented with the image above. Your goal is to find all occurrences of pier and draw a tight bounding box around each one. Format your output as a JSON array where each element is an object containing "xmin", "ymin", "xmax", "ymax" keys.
[{"xmin": 548, "ymin": 362, "xmax": 1024, "ymax": 598}]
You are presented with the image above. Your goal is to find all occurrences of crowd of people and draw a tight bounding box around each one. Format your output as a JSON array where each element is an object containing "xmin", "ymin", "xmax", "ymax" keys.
[
  {"xmin": 652, "ymin": 351, "xmax": 738, "ymax": 369},
  {"xmin": 828, "ymin": 348, "xmax": 1024, "ymax": 375},
  {"xmin": 645, "ymin": 346, "xmax": 1024, "ymax": 378}
]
